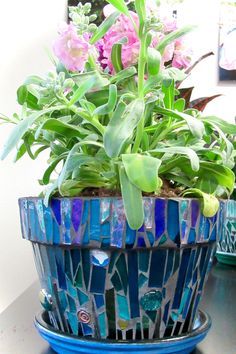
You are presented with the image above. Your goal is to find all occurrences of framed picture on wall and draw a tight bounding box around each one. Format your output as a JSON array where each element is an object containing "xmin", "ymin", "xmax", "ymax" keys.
[{"xmin": 219, "ymin": 0, "xmax": 236, "ymax": 81}]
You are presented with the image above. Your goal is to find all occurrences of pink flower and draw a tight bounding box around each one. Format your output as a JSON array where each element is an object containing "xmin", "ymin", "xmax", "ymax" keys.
[
  {"xmin": 53, "ymin": 23, "xmax": 91, "ymax": 72},
  {"xmin": 102, "ymin": 12, "xmax": 140, "ymax": 72},
  {"xmin": 172, "ymin": 39, "xmax": 193, "ymax": 69}
]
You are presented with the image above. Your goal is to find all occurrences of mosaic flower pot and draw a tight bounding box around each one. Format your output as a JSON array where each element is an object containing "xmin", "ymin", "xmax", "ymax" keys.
[
  {"xmin": 217, "ymin": 200, "xmax": 236, "ymax": 266},
  {"xmin": 19, "ymin": 197, "xmax": 225, "ymax": 341}
]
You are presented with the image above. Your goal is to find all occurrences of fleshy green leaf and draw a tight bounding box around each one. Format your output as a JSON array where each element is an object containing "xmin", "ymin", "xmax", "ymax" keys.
[
  {"xmin": 147, "ymin": 48, "xmax": 161, "ymax": 76},
  {"xmin": 156, "ymin": 25, "xmax": 196, "ymax": 54},
  {"xmin": 122, "ymin": 154, "xmax": 161, "ymax": 192},
  {"xmin": 104, "ymin": 98, "xmax": 145, "ymax": 158},
  {"xmin": 90, "ymin": 11, "xmax": 120, "ymax": 44},
  {"xmin": 153, "ymin": 146, "xmax": 200, "ymax": 172},
  {"xmin": 17, "ymin": 85, "xmax": 39, "ymax": 110},
  {"xmin": 155, "ymin": 107, "xmax": 205, "ymax": 139},
  {"xmin": 203, "ymin": 116, "xmax": 236, "ymax": 134},
  {"xmin": 0, "ymin": 106, "xmax": 66, "ymax": 160},
  {"xmin": 110, "ymin": 66, "xmax": 137, "ymax": 84},
  {"xmin": 68, "ymin": 76, "xmax": 96, "ymax": 106},
  {"xmin": 111, "ymin": 37, "xmax": 128, "ymax": 73},
  {"xmin": 93, "ymin": 85, "xmax": 117, "ymax": 116},
  {"xmin": 105, "ymin": 0, "xmax": 129, "ymax": 16},
  {"xmin": 119, "ymin": 165, "xmax": 144, "ymax": 230},
  {"xmin": 35, "ymin": 118, "xmax": 84, "ymax": 139},
  {"xmin": 182, "ymin": 189, "xmax": 220, "ymax": 217},
  {"xmin": 162, "ymin": 80, "xmax": 175, "ymax": 110}
]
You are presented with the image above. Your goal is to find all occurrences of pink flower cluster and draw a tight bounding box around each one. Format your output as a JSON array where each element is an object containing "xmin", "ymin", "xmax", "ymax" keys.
[
  {"xmin": 101, "ymin": 12, "xmax": 140, "ymax": 73},
  {"xmin": 53, "ymin": 23, "xmax": 91, "ymax": 72},
  {"xmin": 53, "ymin": 6, "xmax": 193, "ymax": 74}
]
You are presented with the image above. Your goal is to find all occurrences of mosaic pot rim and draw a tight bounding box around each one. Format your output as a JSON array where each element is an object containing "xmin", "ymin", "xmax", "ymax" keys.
[
  {"xmin": 19, "ymin": 196, "xmax": 223, "ymax": 202},
  {"xmin": 35, "ymin": 309, "xmax": 211, "ymax": 345}
]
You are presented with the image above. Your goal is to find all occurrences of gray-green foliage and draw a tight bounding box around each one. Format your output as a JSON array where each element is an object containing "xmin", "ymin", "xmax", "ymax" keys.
[{"xmin": 1, "ymin": 0, "xmax": 235, "ymax": 229}]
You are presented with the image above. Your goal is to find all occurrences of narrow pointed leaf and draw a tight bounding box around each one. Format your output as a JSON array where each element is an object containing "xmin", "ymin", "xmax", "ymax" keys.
[
  {"xmin": 189, "ymin": 95, "xmax": 221, "ymax": 112},
  {"xmin": 105, "ymin": 0, "xmax": 129, "ymax": 16},
  {"xmin": 0, "ymin": 106, "xmax": 66, "ymax": 160},
  {"xmin": 68, "ymin": 76, "xmax": 96, "ymax": 106},
  {"xmin": 153, "ymin": 146, "xmax": 199, "ymax": 171},
  {"xmin": 36, "ymin": 118, "xmax": 84, "ymax": 139},
  {"xmin": 93, "ymin": 85, "xmax": 117, "ymax": 115},
  {"xmin": 110, "ymin": 66, "xmax": 137, "ymax": 84},
  {"xmin": 90, "ymin": 11, "xmax": 120, "ymax": 44}
]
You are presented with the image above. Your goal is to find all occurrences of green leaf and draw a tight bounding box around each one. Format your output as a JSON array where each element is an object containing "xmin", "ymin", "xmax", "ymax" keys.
[
  {"xmin": 42, "ymin": 157, "xmax": 65, "ymax": 185},
  {"xmin": 182, "ymin": 189, "xmax": 220, "ymax": 217},
  {"xmin": 147, "ymin": 48, "xmax": 161, "ymax": 76},
  {"xmin": 72, "ymin": 71, "xmax": 110, "ymax": 90},
  {"xmin": 17, "ymin": 85, "xmax": 39, "ymax": 110},
  {"xmin": 199, "ymin": 162, "xmax": 235, "ymax": 194},
  {"xmin": 68, "ymin": 76, "xmax": 96, "ymax": 106},
  {"xmin": 104, "ymin": 98, "xmax": 145, "ymax": 158},
  {"xmin": 162, "ymin": 80, "xmax": 175, "ymax": 109},
  {"xmin": 119, "ymin": 165, "xmax": 144, "ymax": 230},
  {"xmin": 0, "ymin": 105, "xmax": 66, "ymax": 160},
  {"xmin": 35, "ymin": 118, "xmax": 84, "ymax": 139},
  {"xmin": 93, "ymin": 85, "xmax": 117, "ymax": 116},
  {"xmin": 203, "ymin": 116, "xmax": 236, "ymax": 134},
  {"xmin": 155, "ymin": 107, "xmax": 205, "ymax": 139},
  {"xmin": 110, "ymin": 66, "xmax": 137, "ymax": 84},
  {"xmin": 153, "ymin": 146, "xmax": 200, "ymax": 172},
  {"xmin": 90, "ymin": 11, "xmax": 120, "ymax": 44},
  {"xmin": 161, "ymin": 68, "xmax": 187, "ymax": 81},
  {"xmin": 43, "ymin": 181, "xmax": 58, "ymax": 207},
  {"xmin": 111, "ymin": 37, "xmax": 128, "ymax": 73},
  {"xmin": 134, "ymin": 0, "xmax": 146, "ymax": 26},
  {"xmin": 105, "ymin": 0, "xmax": 129, "ymax": 16},
  {"xmin": 174, "ymin": 98, "xmax": 185, "ymax": 112},
  {"xmin": 156, "ymin": 25, "xmax": 196, "ymax": 54},
  {"xmin": 122, "ymin": 154, "xmax": 161, "ymax": 192}
]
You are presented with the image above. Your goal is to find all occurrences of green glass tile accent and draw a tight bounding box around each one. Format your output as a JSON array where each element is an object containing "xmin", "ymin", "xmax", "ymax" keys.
[
  {"xmin": 66, "ymin": 277, "xmax": 77, "ymax": 298},
  {"xmin": 74, "ymin": 266, "xmax": 83, "ymax": 288},
  {"xmin": 140, "ymin": 291, "xmax": 162, "ymax": 311},
  {"xmin": 111, "ymin": 271, "xmax": 123, "ymax": 292},
  {"xmin": 116, "ymin": 254, "xmax": 128, "ymax": 295},
  {"xmin": 98, "ymin": 312, "xmax": 107, "ymax": 338},
  {"xmin": 78, "ymin": 289, "xmax": 89, "ymax": 305},
  {"xmin": 146, "ymin": 310, "xmax": 157, "ymax": 323},
  {"xmin": 142, "ymin": 315, "xmax": 149, "ymax": 329},
  {"xmin": 138, "ymin": 273, "xmax": 148, "ymax": 288},
  {"xmin": 179, "ymin": 287, "xmax": 190, "ymax": 315},
  {"xmin": 117, "ymin": 294, "xmax": 130, "ymax": 321},
  {"xmin": 138, "ymin": 250, "xmax": 149, "ymax": 273},
  {"xmin": 159, "ymin": 234, "xmax": 167, "ymax": 245}
]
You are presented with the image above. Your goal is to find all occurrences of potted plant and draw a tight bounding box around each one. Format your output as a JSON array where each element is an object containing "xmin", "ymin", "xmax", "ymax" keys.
[{"xmin": 1, "ymin": 1, "xmax": 235, "ymax": 353}]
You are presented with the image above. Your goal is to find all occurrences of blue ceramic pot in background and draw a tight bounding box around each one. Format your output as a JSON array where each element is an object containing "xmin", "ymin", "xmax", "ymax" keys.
[
  {"xmin": 217, "ymin": 200, "xmax": 236, "ymax": 266},
  {"xmin": 19, "ymin": 197, "xmax": 225, "ymax": 341}
]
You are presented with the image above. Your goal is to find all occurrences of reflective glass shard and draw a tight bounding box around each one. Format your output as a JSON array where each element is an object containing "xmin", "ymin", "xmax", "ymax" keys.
[
  {"xmin": 51, "ymin": 199, "xmax": 61, "ymax": 225},
  {"xmin": 72, "ymin": 199, "xmax": 83, "ymax": 232},
  {"xmin": 90, "ymin": 199, "xmax": 101, "ymax": 241},
  {"xmin": 90, "ymin": 266, "xmax": 106, "ymax": 294},
  {"xmin": 149, "ymin": 249, "xmax": 167, "ymax": 288},
  {"xmin": 98, "ymin": 312, "xmax": 107, "ymax": 338}
]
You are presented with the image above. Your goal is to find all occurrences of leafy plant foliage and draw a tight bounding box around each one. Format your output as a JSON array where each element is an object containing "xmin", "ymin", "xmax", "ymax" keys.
[{"xmin": 1, "ymin": 0, "xmax": 235, "ymax": 229}]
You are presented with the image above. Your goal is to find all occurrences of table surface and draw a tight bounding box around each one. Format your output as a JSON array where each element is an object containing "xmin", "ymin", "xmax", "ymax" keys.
[{"xmin": 0, "ymin": 261, "xmax": 236, "ymax": 354}]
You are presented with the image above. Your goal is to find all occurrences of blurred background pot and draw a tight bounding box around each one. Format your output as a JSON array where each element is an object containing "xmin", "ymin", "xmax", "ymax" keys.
[
  {"xmin": 217, "ymin": 200, "xmax": 236, "ymax": 266},
  {"xmin": 19, "ymin": 197, "xmax": 225, "ymax": 341}
]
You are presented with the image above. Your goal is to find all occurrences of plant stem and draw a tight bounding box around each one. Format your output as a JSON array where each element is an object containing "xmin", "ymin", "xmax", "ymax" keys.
[
  {"xmin": 69, "ymin": 105, "xmax": 105, "ymax": 135},
  {"xmin": 132, "ymin": 34, "xmax": 147, "ymax": 153}
]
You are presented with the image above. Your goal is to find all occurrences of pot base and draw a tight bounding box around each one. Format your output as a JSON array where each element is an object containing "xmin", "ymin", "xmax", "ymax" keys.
[
  {"xmin": 216, "ymin": 251, "xmax": 236, "ymax": 266},
  {"xmin": 35, "ymin": 310, "xmax": 211, "ymax": 354}
]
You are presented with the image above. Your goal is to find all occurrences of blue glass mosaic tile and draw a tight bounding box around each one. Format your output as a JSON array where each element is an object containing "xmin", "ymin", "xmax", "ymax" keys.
[
  {"xmin": 155, "ymin": 199, "xmax": 166, "ymax": 239},
  {"xmin": 19, "ymin": 197, "xmax": 225, "ymax": 341}
]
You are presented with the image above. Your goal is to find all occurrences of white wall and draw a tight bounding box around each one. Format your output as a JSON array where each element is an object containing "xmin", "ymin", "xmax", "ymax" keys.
[
  {"xmin": 178, "ymin": 0, "xmax": 236, "ymax": 122},
  {"xmin": 0, "ymin": 0, "xmax": 235, "ymax": 313},
  {"xmin": 0, "ymin": 0, "xmax": 67, "ymax": 313}
]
